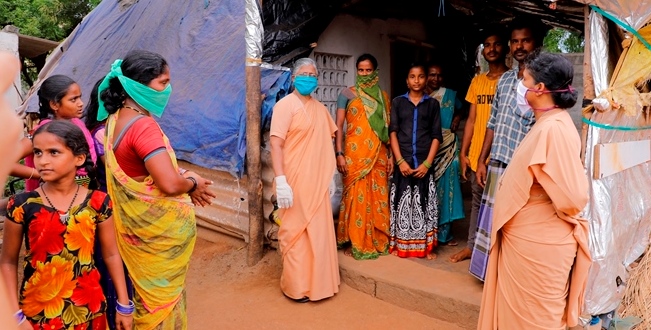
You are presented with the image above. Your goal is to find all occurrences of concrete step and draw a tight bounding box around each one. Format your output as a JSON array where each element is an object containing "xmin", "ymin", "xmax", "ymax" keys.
[{"xmin": 339, "ymin": 251, "xmax": 482, "ymax": 330}]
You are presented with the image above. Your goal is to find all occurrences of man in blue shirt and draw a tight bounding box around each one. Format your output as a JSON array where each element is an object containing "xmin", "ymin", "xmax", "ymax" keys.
[{"xmin": 469, "ymin": 17, "xmax": 546, "ymax": 281}]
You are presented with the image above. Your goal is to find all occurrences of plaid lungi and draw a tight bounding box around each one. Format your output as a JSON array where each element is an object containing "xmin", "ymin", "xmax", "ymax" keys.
[{"xmin": 469, "ymin": 159, "xmax": 507, "ymax": 281}]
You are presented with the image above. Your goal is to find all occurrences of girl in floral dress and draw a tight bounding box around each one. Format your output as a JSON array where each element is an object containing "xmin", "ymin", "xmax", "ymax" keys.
[{"xmin": 0, "ymin": 120, "xmax": 133, "ymax": 329}]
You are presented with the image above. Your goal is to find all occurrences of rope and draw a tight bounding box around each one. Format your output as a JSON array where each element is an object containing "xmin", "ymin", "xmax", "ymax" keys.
[{"xmin": 582, "ymin": 117, "xmax": 651, "ymax": 131}]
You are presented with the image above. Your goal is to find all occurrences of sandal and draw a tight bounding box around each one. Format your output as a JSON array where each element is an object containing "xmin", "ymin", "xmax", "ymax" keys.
[{"xmin": 284, "ymin": 293, "xmax": 309, "ymax": 303}]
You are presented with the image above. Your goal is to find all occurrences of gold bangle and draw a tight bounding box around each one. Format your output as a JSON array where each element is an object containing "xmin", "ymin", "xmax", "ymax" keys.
[
  {"xmin": 423, "ymin": 160, "xmax": 432, "ymax": 169},
  {"xmin": 396, "ymin": 158, "xmax": 405, "ymax": 165}
]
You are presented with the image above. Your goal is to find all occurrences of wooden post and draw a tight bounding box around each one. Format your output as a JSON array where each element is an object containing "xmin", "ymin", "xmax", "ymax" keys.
[
  {"xmin": 245, "ymin": 0, "xmax": 264, "ymax": 266},
  {"xmin": 583, "ymin": 5, "xmax": 596, "ymax": 100},
  {"xmin": 246, "ymin": 63, "xmax": 264, "ymax": 266}
]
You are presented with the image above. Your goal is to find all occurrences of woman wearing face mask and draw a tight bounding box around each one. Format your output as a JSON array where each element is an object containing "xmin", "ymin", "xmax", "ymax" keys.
[
  {"xmin": 334, "ymin": 53, "xmax": 392, "ymax": 260},
  {"xmin": 478, "ymin": 52, "xmax": 590, "ymax": 329},
  {"xmin": 270, "ymin": 57, "xmax": 340, "ymax": 303},
  {"xmin": 98, "ymin": 50, "xmax": 216, "ymax": 329}
]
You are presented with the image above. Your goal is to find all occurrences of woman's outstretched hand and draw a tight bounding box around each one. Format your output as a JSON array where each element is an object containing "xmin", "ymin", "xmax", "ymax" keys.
[{"xmin": 185, "ymin": 171, "xmax": 216, "ymax": 207}]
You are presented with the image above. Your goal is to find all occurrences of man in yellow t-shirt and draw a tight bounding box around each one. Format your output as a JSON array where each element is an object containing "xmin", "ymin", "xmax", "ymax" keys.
[{"xmin": 449, "ymin": 27, "xmax": 509, "ymax": 263}]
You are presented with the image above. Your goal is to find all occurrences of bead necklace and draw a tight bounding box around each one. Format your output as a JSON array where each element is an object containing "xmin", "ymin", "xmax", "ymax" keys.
[
  {"xmin": 123, "ymin": 105, "xmax": 146, "ymax": 115},
  {"xmin": 41, "ymin": 184, "xmax": 80, "ymax": 224}
]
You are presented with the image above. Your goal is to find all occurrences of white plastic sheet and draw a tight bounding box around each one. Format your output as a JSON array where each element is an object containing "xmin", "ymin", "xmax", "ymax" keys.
[
  {"xmin": 590, "ymin": 9, "xmax": 610, "ymax": 97},
  {"xmin": 576, "ymin": 0, "xmax": 651, "ymax": 31},
  {"xmin": 582, "ymin": 110, "xmax": 651, "ymax": 316},
  {"xmin": 245, "ymin": 0, "xmax": 263, "ymax": 66}
]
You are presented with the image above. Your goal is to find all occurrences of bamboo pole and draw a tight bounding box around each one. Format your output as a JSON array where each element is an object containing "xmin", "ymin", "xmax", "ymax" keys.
[
  {"xmin": 246, "ymin": 0, "xmax": 264, "ymax": 266},
  {"xmin": 583, "ymin": 5, "xmax": 596, "ymax": 100},
  {"xmin": 581, "ymin": 5, "xmax": 596, "ymax": 164}
]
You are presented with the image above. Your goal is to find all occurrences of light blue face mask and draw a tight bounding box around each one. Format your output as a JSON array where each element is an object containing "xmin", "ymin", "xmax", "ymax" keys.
[
  {"xmin": 97, "ymin": 59, "xmax": 172, "ymax": 120},
  {"xmin": 294, "ymin": 76, "xmax": 318, "ymax": 96}
]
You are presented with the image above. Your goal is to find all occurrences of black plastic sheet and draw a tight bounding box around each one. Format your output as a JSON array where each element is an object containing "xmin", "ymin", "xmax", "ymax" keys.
[{"xmin": 262, "ymin": 0, "xmax": 346, "ymax": 65}]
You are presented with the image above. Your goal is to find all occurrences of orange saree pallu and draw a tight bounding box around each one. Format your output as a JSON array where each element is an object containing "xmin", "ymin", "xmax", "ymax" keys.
[{"xmin": 336, "ymin": 87, "xmax": 391, "ymax": 260}]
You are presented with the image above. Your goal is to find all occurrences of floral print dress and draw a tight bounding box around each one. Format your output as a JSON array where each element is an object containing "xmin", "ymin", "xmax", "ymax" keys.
[{"xmin": 6, "ymin": 190, "xmax": 112, "ymax": 329}]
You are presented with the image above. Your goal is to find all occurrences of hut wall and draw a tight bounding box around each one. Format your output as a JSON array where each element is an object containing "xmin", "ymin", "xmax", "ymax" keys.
[{"xmin": 312, "ymin": 14, "xmax": 428, "ymax": 97}]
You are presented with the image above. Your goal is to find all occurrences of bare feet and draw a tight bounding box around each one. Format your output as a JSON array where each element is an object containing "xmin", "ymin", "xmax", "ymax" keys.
[
  {"xmin": 426, "ymin": 253, "xmax": 437, "ymax": 260},
  {"xmin": 391, "ymin": 250, "xmax": 398, "ymax": 256},
  {"xmin": 445, "ymin": 239, "xmax": 459, "ymax": 246},
  {"xmin": 449, "ymin": 247, "xmax": 472, "ymax": 263},
  {"xmin": 344, "ymin": 247, "xmax": 353, "ymax": 257}
]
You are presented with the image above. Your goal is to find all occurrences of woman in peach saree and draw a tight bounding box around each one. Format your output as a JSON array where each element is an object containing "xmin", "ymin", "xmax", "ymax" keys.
[
  {"xmin": 270, "ymin": 58, "xmax": 340, "ymax": 303},
  {"xmin": 478, "ymin": 52, "xmax": 590, "ymax": 330}
]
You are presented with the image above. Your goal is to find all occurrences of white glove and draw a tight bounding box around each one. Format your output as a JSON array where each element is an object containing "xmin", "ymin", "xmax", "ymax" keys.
[{"xmin": 275, "ymin": 175, "xmax": 293, "ymax": 208}]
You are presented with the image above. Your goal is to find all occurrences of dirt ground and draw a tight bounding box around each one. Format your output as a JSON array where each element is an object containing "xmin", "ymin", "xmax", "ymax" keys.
[
  {"xmin": 186, "ymin": 233, "xmax": 463, "ymax": 330},
  {"xmin": 0, "ymin": 204, "xmax": 467, "ymax": 329}
]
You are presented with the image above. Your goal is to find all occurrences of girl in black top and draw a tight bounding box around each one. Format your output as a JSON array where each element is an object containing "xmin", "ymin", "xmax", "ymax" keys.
[{"xmin": 389, "ymin": 64, "xmax": 443, "ymax": 260}]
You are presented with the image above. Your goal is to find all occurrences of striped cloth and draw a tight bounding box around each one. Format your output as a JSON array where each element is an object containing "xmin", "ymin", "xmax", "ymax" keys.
[
  {"xmin": 469, "ymin": 159, "xmax": 507, "ymax": 281},
  {"xmin": 433, "ymin": 128, "xmax": 456, "ymax": 181}
]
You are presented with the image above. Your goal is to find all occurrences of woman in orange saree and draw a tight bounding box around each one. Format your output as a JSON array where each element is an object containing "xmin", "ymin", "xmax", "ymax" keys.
[
  {"xmin": 478, "ymin": 53, "xmax": 590, "ymax": 329},
  {"xmin": 335, "ymin": 54, "xmax": 392, "ymax": 260}
]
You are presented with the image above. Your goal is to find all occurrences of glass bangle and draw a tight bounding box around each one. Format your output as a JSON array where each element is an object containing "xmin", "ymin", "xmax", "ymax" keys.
[
  {"xmin": 14, "ymin": 309, "xmax": 26, "ymax": 325},
  {"xmin": 116, "ymin": 300, "xmax": 135, "ymax": 315}
]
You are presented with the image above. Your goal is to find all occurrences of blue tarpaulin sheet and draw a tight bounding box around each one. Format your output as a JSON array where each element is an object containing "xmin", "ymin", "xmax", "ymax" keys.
[
  {"xmin": 21, "ymin": 0, "xmax": 287, "ymax": 177},
  {"xmin": 260, "ymin": 66, "xmax": 291, "ymax": 130}
]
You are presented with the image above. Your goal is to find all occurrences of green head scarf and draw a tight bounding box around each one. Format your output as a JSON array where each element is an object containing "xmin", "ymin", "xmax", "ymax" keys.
[
  {"xmin": 355, "ymin": 70, "xmax": 388, "ymax": 143},
  {"xmin": 97, "ymin": 59, "xmax": 172, "ymax": 121}
]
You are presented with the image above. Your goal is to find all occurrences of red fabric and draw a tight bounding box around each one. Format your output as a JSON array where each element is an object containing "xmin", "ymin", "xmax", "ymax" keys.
[
  {"xmin": 71, "ymin": 268, "xmax": 104, "ymax": 313},
  {"xmin": 114, "ymin": 116, "xmax": 166, "ymax": 178}
]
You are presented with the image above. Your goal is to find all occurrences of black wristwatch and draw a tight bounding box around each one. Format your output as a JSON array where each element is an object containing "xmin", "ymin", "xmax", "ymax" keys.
[
  {"xmin": 335, "ymin": 151, "xmax": 344, "ymax": 157},
  {"xmin": 186, "ymin": 177, "xmax": 198, "ymax": 193}
]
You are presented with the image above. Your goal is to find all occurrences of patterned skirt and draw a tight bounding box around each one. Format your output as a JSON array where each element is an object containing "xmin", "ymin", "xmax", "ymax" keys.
[{"xmin": 389, "ymin": 169, "xmax": 438, "ymax": 258}]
